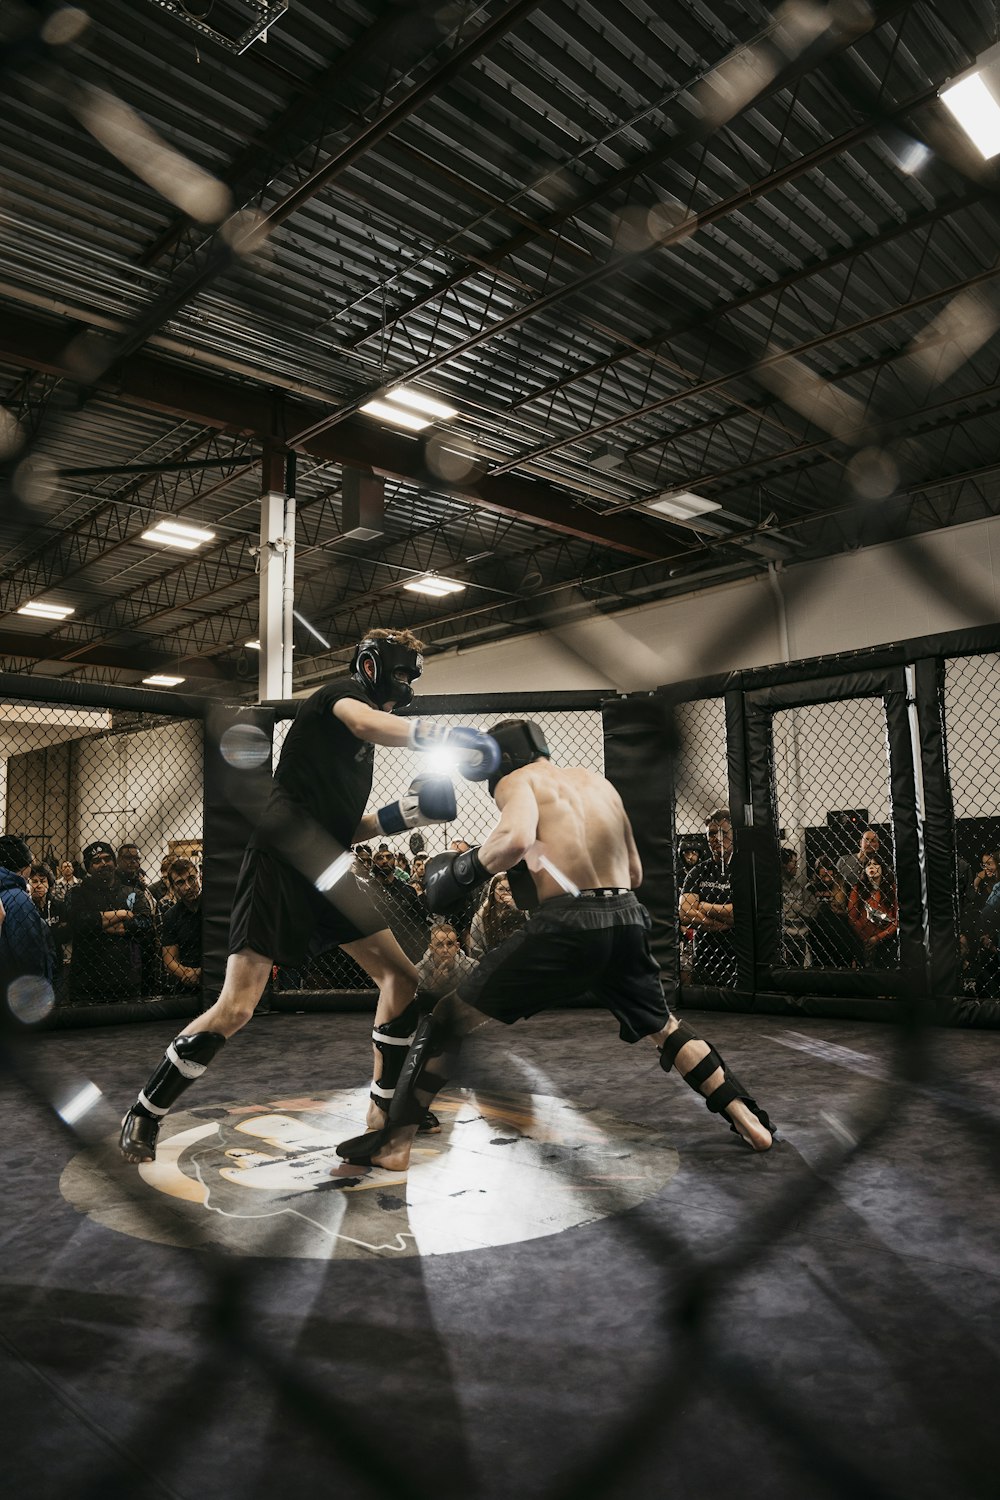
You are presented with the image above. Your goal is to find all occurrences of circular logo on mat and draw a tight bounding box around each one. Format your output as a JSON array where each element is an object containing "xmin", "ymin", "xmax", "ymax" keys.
[{"xmin": 61, "ymin": 1088, "xmax": 680, "ymax": 1260}]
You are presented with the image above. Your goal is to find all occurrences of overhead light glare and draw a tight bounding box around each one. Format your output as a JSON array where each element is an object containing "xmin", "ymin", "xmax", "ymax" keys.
[
  {"xmin": 18, "ymin": 600, "xmax": 74, "ymax": 620},
  {"xmin": 141, "ymin": 519, "xmax": 216, "ymax": 549},
  {"xmin": 245, "ymin": 639, "xmax": 261, "ymax": 650},
  {"xmin": 359, "ymin": 400, "xmax": 430, "ymax": 432},
  {"xmin": 385, "ymin": 387, "xmax": 458, "ymax": 421},
  {"xmin": 941, "ymin": 48, "xmax": 1000, "ymax": 159},
  {"xmin": 644, "ymin": 490, "xmax": 723, "ymax": 521},
  {"xmin": 143, "ymin": 674, "xmax": 186, "ymax": 687},
  {"xmin": 403, "ymin": 576, "xmax": 466, "ymax": 597}
]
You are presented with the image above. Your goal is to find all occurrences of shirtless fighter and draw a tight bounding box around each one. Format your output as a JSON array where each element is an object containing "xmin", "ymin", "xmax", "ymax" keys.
[
  {"xmin": 118, "ymin": 629, "xmax": 500, "ymax": 1164},
  {"xmin": 337, "ymin": 718, "xmax": 774, "ymax": 1170}
]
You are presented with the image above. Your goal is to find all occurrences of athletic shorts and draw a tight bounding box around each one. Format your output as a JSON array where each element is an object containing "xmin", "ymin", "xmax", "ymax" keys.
[
  {"xmin": 228, "ymin": 847, "xmax": 386, "ymax": 966},
  {"xmin": 458, "ymin": 889, "xmax": 671, "ymax": 1043}
]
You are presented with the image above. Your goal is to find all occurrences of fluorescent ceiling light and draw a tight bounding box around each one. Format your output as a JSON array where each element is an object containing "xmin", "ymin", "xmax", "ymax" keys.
[
  {"xmin": 141, "ymin": 519, "xmax": 216, "ymax": 549},
  {"xmin": 18, "ymin": 600, "xmax": 74, "ymax": 620},
  {"xmin": 386, "ymin": 387, "xmax": 458, "ymax": 421},
  {"xmin": 143, "ymin": 674, "xmax": 186, "ymax": 686},
  {"xmin": 359, "ymin": 400, "xmax": 430, "ymax": 432},
  {"xmin": 245, "ymin": 639, "xmax": 261, "ymax": 650},
  {"xmin": 644, "ymin": 491, "xmax": 723, "ymax": 521},
  {"xmin": 941, "ymin": 48, "xmax": 1000, "ymax": 159},
  {"xmin": 403, "ymin": 576, "xmax": 466, "ymax": 597}
]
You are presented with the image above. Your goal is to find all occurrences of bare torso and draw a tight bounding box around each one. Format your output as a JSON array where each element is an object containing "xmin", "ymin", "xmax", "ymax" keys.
[{"xmin": 499, "ymin": 760, "xmax": 637, "ymax": 901}]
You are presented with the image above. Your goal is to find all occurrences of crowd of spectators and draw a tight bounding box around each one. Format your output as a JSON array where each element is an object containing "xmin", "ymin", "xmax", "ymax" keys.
[{"xmin": 0, "ymin": 837, "xmax": 203, "ymax": 1008}]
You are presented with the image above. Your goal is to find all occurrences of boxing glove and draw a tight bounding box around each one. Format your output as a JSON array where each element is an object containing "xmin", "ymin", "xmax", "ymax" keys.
[
  {"xmin": 375, "ymin": 776, "xmax": 457, "ymax": 836},
  {"xmin": 408, "ymin": 720, "xmax": 501, "ymax": 782},
  {"xmin": 423, "ymin": 847, "xmax": 489, "ymax": 914}
]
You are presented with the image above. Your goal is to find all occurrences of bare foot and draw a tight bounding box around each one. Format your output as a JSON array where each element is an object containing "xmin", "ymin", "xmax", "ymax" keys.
[
  {"xmin": 725, "ymin": 1099, "xmax": 772, "ymax": 1151},
  {"xmin": 366, "ymin": 1100, "xmax": 386, "ymax": 1131}
]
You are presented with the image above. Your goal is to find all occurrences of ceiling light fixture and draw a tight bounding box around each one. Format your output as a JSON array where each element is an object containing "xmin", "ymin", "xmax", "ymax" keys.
[
  {"xmin": 141, "ymin": 519, "xmax": 216, "ymax": 550},
  {"xmin": 941, "ymin": 45, "xmax": 1000, "ymax": 159},
  {"xmin": 245, "ymin": 639, "xmax": 261, "ymax": 650},
  {"xmin": 359, "ymin": 400, "xmax": 430, "ymax": 432},
  {"xmin": 17, "ymin": 600, "xmax": 75, "ymax": 620},
  {"xmin": 360, "ymin": 385, "xmax": 459, "ymax": 430},
  {"xmin": 643, "ymin": 490, "xmax": 723, "ymax": 521},
  {"xmin": 403, "ymin": 576, "xmax": 466, "ymax": 598},
  {"xmin": 143, "ymin": 674, "xmax": 186, "ymax": 687}
]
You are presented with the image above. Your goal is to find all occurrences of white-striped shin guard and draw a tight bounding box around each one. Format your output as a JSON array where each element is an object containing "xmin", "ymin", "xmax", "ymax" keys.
[
  {"xmin": 370, "ymin": 1007, "xmax": 419, "ymax": 1105},
  {"xmin": 138, "ymin": 1031, "xmax": 226, "ymax": 1116}
]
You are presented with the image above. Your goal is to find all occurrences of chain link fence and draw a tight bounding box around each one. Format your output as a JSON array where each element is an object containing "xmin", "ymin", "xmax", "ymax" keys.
[
  {"xmin": 1, "ymin": 696, "xmax": 203, "ymax": 1020},
  {"xmin": 944, "ymin": 653, "xmax": 1000, "ymax": 998},
  {"xmin": 771, "ymin": 698, "xmax": 896, "ymax": 973}
]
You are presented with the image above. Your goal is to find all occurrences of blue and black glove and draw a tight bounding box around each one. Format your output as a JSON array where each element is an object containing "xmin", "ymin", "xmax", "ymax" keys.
[
  {"xmin": 374, "ymin": 776, "xmax": 457, "ymax": 836},
  {"xmin": 408, "ymin": 720, "xmax": 501, "ymax": 783}
]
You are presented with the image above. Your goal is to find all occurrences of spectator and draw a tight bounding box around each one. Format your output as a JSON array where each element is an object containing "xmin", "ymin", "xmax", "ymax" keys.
[
  {"xmin": 970, "ymin": 851, "xmax": 1000, "ymax": 926},
  {"xmin": 974, "ymin": 928, "xmax": 1000, "ymax": 997},
  {"xmin": 117, "ymin": 842, "xmax": 161, "ymax": 995},
  {"xmin": 148, "ymin": 856, "xmax": 176, "ymax": 906},
  {"xmin": 28, "ymin": 863, "xmax": 69, "ymax": 968},
  {"xmin": 409, "ymin": 852, "xmax": 428, "ymax": 896},
  {"xmin": 68, "ymin": 840, "xmax": 154, "ymax": 1004},
  {"xmin": 806, "ymin": 858, "xmax": 859, "ymax": 968},
  {"xmin": 394, "ymin": 852, "xmax": 411, "ymax": 882},
  {"xmin": 160, "ymin": 858, "xmax": 202, "ymax": 994},
  {"xmin": 779, "ymin": 848, "xmax": 810, "ymax": 967},
  {"xmin": 367, "ymin": 844, "xmax": 428, "ymax": 963},
  {"xmin": 837, "ymin": 828, "xmax": 883, "ymax": 894},
  {"xmin": 116, "ymin": 843, "xmax": 148, "ymax": 892},
  {"xmin": 676, "ymin": 840, "xmax": 702, "ymax": 886},
  {"xmin": 416, "ymin": 922, "xmax": 477, "ymax": 998},
  {"xmin": 353, "ymin": 843, "xmax": 373, "ymax": 876},
  {"xmin": 848, "ymin": 857, "xmax": 898, "ymax": 969},
  {"xmin": 467, "ymin": 872, "xmax": 526, "ymax": 961},
  {"xmin": 0, "ymin": 837, "xmax": 56, "ymax": 1006},
  {"xmin": 679, "ymin": 808, "xmax": 737, "ymax": 987},
  {"xmin": 52, "ymin": 858, "xmax": 81, "ymax": 904}
]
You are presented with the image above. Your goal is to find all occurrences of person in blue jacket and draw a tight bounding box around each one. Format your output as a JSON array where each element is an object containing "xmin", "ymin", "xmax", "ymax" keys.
[{"xmin": 0, "ymin": 835, "xmax": 56, "ymax": 1020}]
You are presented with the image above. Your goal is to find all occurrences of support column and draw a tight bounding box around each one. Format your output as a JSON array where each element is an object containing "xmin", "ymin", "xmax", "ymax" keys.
[{"xmin": 258, "ymin": 445, "xmax": 286, "ymax": 702}]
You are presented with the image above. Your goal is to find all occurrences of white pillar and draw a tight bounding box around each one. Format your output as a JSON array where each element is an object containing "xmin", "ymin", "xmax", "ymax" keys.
[{"xmin": 258, "ymin": 449, "xmax": 285, "ymax": 702}]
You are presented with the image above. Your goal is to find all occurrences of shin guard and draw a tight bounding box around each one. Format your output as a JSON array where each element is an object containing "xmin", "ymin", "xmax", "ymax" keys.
[
  {"xmin": 121, "ymin": 1031, "xmax": 226, "ymax": 1164},
  {"xmin": 338, "ymin": 1011, "xmax": 460, "ymax": 1163},
  {"xmin": 659, "ymin": 1023, "xmax": 773, "ymax": 1140}
]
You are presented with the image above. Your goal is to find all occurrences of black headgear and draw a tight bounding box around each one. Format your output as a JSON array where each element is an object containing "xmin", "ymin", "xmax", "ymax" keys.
[
  {"xmin": 487, "ymin": 719, "xmax": 550, "ymax": 796},
  {"xmin": 351, "ymin": 635, "xmax": 423, "ymax": 709}
]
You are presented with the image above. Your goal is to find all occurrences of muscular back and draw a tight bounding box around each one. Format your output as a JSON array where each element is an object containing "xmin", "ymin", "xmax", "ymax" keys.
[{"xmin": 498, "ymin": 760, "xmax": 639, "ymax": 901}]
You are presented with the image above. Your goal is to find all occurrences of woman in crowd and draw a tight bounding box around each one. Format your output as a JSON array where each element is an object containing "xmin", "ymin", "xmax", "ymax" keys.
[
  {"xmin": 969, "ymin": 850, "xmax": 1000, "ymax": 928},
  {"xmin": 848, "ymin": 857, "xmax": 898, "ymax": 968},
  {"xmin": 466, "ymin": 872, "xmax": 526, "ymax": 961},
  {"xmin": 52, "ymin": 858, "xmax": 81, "ymax": 904}
]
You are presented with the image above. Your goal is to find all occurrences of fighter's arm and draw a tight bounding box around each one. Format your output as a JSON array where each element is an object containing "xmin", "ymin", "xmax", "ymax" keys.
[
  {"xmin": 333, "ymin": 697, "xmax": 414, "ymax": 748},
  {"xmin": 478, "ymin": 779, "xmax": 539, "ymax": 875}
]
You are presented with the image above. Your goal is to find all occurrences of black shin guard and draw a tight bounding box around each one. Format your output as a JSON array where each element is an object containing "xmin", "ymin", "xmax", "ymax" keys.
[
  {"xmin": 370, "ymin": 1000, "xmax": 420, "ymax": 1113},
  {"xmin": 120, "ymin": 1031, "xmax": 226, "ymax": 1164},
  {"xmin": 659, "ymin": 1023, "xmax": 774, "ymax": 1141},
  {"xmin": 338, "ymin": 1011, "xmax": 459, "ymax": 1163}
]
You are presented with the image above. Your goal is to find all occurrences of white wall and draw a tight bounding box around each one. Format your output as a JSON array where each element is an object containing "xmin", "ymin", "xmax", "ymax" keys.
[{"xmin": 421, "ymin": 512, "xmax": 1000, "ymax": 695}]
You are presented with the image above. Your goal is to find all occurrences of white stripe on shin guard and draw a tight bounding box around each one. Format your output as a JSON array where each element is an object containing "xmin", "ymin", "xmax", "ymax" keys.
[
  {"xmin": 137, "ymin": 1090, "xmax": 170, "ymax": 1117},
  {"xmin": 371, "ymin": 1029, "xmax": 415, "ymax": 1046},
  {"xmin": 166, "ymin": 1042, "xmax": 210, "ymax": 1079},
  {"xmin": 369, "ymin": 1082, "xmax": 394, "ymax": 1100}
]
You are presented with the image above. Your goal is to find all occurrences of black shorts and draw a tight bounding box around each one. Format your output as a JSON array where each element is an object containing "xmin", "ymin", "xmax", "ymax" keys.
[
  {"xmin": 458, "ymin": 890, "xmax": 671, "ymax": 1043},
  {"xmin": 228, "ymin": 847, "xmax": 386, "ymax": 966}
]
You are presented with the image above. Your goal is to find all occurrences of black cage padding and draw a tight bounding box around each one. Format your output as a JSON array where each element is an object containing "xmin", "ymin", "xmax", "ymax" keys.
[
  {"xmin": 601, "ymin": 696, "xmax": 677, "ymax": 1001},
  {"xmin": 914, "ymin": 658, "xmax": 961, "ymax": 1000}
]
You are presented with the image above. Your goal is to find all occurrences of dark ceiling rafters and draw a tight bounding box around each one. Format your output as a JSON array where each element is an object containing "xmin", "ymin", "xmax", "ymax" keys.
[{"xmin": 2, "ymin": 0, "xmax": 1000, "ymax": 693}]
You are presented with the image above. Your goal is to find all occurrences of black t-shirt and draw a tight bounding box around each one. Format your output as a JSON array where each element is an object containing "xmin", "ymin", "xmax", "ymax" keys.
[
  {"xmin": 682, "ymin": 857, "xmax": 737, "ymax": 985},
  {"xmin": 161, "ymin": 899, "xmax": 202, "ymax": 967},
  {"xmin": 259, "ymin": 678, "xmax": 375, "ymax": 848}
]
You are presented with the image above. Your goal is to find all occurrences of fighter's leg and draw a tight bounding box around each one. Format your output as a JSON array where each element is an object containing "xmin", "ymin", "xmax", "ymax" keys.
[
  {"xmin": 646, "ymin": 1018, "xmax": 773, "ymax": 1151},
  {"xmin": 119, "ymin": 948, "xmax": 272, "ymax": 1164},
  {"xmin": 337, "ymin": 995, "xmax": 472, "ymax": 1170},
  {"xmin": 340, "ymin": 928, "xmax": 439, "ymax": 1133}
]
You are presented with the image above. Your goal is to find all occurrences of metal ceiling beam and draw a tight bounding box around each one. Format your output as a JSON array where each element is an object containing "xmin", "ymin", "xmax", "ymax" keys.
[
  {"xmin": 0, "ymin": 308, "xmax": 670, "ymax": 559},
  {"xmin": 0, "ymin": 629, "xmax": 234, "ymax": 680}
]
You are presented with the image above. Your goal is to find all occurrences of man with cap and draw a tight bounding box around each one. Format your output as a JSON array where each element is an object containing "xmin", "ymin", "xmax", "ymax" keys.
[
  {"xmin": 338, "ymin": 718, "xmax": 774, "ymax": 1172},
  {"xmin": 67, "ymin": 840, "xmax": 155, "ymax": 1005},
  {"xmin": 0, "ymin": 835, "xmax": 55, "ymax": 1017},
  {"xmin": 119, "ymin": 627, "xmax": 501, "ymax": 1165}
]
